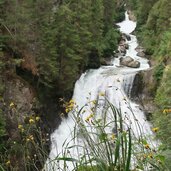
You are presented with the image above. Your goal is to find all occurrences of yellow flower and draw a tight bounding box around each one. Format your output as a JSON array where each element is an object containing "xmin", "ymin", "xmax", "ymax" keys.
[
  {"xmin": 35, "ymin": 116, "xmax": 40, "ymax": 121},
  {"xmin": 65, "ymin": 99, "xmax": 75, "ymax": 113},
  {"xmin": 29, "ymin": 118, "xmax": 35, "ymax": 124},
  {"xmin": 26, "ymin": 138, "xmax": 30, "ymax": 142},
  {"xmin": 92, "ymin": 100, "xmax": 96, "ymax": 105},
  {"xmin": 152, "ymin": 127, "xmax": 159, "ymax": 132},
  {"xmin": 27, "ymin": 135, "xmax": 34, "ymax": 142},
  {"xmin": 65, "ymin": 108, "xmax": 69, "ymax": 113},
  {"xmin": 148, "ymin": 153, "xmax": 153, "ymax": 158},
  {"xmin": 69, "ymin": 99, "xmax": 75, "ymax": 104},
  {"xmin": 99, "ymin": 92, "xmax": 105, "ymax": 96},
  {"xmin": 144, "ymin": 144, "xmax": 150, "ymax": 149},
  {"xmin": 6, "ymin": 160, "xmax": 11, "ymax": 165},
  {"xmin": 111, "ymin": 133, "xmax": 115, "ymax": 140},
  {"xmin": 18, "ymin": 124, "xmax": 23, "ymax": 129},
  {"xmin": 163, "ymin": 109, "xmax": 167, "ymax": 114},
  {"xmin": 85, "ymin": 114, "xmax": 94, "ymax": 122},
  {"xmin": 9, "ymin": 102, "xmax": 15, "ymax": 108},
  {"xmin": 29, "ymin": 135, "xmax": 34, "ymax": 141}
]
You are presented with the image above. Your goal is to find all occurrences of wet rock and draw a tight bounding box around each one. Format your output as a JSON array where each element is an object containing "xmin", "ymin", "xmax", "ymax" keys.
[
  {"xmin": 127, "ymin": 10, "xmax": 136, "ymax": 21},
  {"xmin": 137, "ymin": 51, "xmax": 146, "ymax": 58},
  {"xmin": 128, "ymin": 60, "xmax": 140, "ymax": 68},
  {"xmin": 101, "ymin": 58, "xmax": 113, "ymax": 66},
  {"xmin": 135, "ymin": 45, "xmax": 145, "ymax": 53},
  {"xmin": 122, "ymin": 33, "xmax": 131, "ymax": 41},
  {"xmin": 119, "ymin": 45, "xmax": 126, "ymax": 55},
  {"xmin": 125, "ymin": 44, "xmax": 129, "ymax": 49},
  {"xmin": 120, "ymin": 56, "xmax": 140, "ymax": 68}
]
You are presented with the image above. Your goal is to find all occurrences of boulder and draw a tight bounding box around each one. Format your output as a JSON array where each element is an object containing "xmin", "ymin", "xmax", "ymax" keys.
[
  {"xmin": 125, "ymin": 44, "xmax": 129, "ymax": 49},
  {"xmin": 135, "ymin": 46, "xmax": 145, "ymax": 53},
  {"xmin": 137, "ymin": 51, "xmax": 146, "ymax": 58},
  {"xmin": 127, "ymin": 60, "xmax": 140, "ymax": 68},
  {"xmin": 120, "ymin": 56, "xmax": 133, "ymax": 65},
  {"xmin": 120, "ymin": 56, "xmax": 140, "ymax": 68},
  {"xmin": 119, "ymin": 45, "xmax": 126, "ymax": 55},
  {"xmin": 122, "ymin": 33, "xmax": 131, "ymax": 41},
  {"xmin": 101, "ymin": 58, "xmax": 113, "ymax": 66}
]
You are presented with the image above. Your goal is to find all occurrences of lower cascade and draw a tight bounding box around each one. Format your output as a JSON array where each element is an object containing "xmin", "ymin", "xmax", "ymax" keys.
[{"xmin": 44, "ymin": 12, "xmax": 158, "ymax": 171}]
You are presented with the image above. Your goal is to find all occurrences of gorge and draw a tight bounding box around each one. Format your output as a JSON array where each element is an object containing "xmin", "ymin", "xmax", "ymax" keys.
[{"xmin": 45, "ymin": 12, "xmax": 157, "ymax": 171}]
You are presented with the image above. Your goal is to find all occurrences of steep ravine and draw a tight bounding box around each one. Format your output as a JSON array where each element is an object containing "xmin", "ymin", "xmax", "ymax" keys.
[{"xmin": 45, "ymin": 12, "xmax": 155, "ymax": 171}]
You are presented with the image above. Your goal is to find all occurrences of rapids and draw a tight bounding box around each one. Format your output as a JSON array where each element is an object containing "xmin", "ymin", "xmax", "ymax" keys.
[{"xmin": 44, "ymin": 12, "xmax": 155, "ymax": 171}]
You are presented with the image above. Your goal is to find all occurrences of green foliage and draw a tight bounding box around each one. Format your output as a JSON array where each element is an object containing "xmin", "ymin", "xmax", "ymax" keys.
[
  {"xmin": 153, "ymin": 63, "xmax": 165, "ymax": 83},
  {"xmin": 0, "ymin": 105, "xmax": 49, "ymax": 171},
  {"xmin": 152, "ymin": 66, "xmax": 171, "ymax": 169},
  {"xmin": 103, "ymin": 28, "xmax": 120, "ymax": 57}
]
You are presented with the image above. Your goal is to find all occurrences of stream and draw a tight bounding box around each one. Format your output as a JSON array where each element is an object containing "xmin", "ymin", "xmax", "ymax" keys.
[{"xmin": 45, "ymin": 12, "xmax": 155, "ymax": 171}]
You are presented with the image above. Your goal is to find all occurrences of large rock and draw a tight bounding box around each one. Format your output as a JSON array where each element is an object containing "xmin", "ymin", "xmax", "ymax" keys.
[
  {"xmin": 135, "ymin": 45, "xmax": 145, "ymax": 53},
  {"xmin": 122, "ymin": 33, "xmax": 131, "ymax": 41},
  {"xmin": 128, "ymin": 60, "xmax": 140, "ymax": 68},
  {"xmin": 119, "ymin": 45, "xmax": 126, "ymax": 55},
  {"xmin": 137, "ymin": 51, "xmax": 146, "ymax": 58},
  {"xmin": 120, "ymin": 56, "xmax": 140, "ymax": 68}
]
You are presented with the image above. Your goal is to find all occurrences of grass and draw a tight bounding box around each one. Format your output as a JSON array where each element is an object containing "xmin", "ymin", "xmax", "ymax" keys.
[
  {"xmin": 0, "ymin": 96, "xmax": 168, "ymax": 171},
  {"xmin": 47, "ymin": 96, "xmax": 168, "ymax": 171}
]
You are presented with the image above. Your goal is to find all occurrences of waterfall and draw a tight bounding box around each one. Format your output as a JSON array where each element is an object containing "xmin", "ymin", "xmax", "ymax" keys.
[{"xmin": 44, "ymin": 12, "xmax": 155, "ymax": 171}]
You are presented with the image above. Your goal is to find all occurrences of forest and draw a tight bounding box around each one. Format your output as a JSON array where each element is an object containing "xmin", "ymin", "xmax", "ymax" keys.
[{"xmin": 0, "ymin": 0, "xmax": 171, "ymax": 170}]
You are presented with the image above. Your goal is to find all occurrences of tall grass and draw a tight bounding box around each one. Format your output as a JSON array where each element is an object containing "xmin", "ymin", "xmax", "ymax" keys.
[
  {"xmin": 52, "ymin": 96, "xmax": 168, "ymax": 171},
  {"xmin": 1, "ymin": 97, "xmax": 168, "ymax": 171}
]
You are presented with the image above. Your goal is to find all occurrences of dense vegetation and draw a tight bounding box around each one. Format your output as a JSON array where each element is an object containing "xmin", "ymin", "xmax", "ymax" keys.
[
  {"xmin": 127, "ymin": 0, "xmax": 171, "ymax": 169},
  {"xmin": 0, "ymin": 0, "xmax": 125, "ymax": 170}
]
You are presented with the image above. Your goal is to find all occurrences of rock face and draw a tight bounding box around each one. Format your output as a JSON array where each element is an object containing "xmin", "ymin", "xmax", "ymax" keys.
[
  {"xmin": 2, "ymin": 77, "xmax": 36, "ymax": 144},
  {"xmin": 120, "ymin": 56, "xmax": 140, "ymax": 68},
  {"xmin": 131, "ymin": 69, "xmax": 157, "ymax": 120}
]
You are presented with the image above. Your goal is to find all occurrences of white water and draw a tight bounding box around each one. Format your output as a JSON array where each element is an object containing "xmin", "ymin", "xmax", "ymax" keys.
[{"xmin": 45, "ymin": 12, "xmax": 155, "ymax": 171}]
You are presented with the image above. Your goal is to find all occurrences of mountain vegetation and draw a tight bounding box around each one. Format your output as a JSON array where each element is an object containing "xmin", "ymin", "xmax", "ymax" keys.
[
  {"xmin": 0, "ymin": 0, "xmax": 125, "ymax": 170},
  {"xmin": 1, "ymin": 0, "xmax": 171, "ymax": 170},
  {"xmin": 127, "ymin": 0, "xmax": 171, "ymax": 169}
]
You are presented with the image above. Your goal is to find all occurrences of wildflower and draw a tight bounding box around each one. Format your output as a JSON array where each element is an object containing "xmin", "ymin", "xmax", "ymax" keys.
[
  {"xmin": 9, "ymin": 102, "xmax": 15, "ymax": 108},
  {"xmin": 29, "ymin": 118, "xmax": 35, "ymax": 124},
  {"xmin": 27, "ymin": 135, "xmax": 34, "ymax": 142},
  {"xmin": 163, "ymin": 109, "xmax": 167, "ymax": 114},
  {"xmin": 65, "ymin": 99, "xmax": 75, "ymax": 113},
  {"xmin": 35, "ymin": 116, "xmax": 40, "ymax": 121},
  {"xmin": 18, "ymin": 124, "xmax": 23, "ymax": 129},
  {"xmin": 6, "ymin": 160, "xmax": 10, "ymax": 165},
  {"xmin": 145, "ymin": 144, "xmax": 150, "ymax": 149},
  {"xmin": 99, "ymin": 92, "xmax": 105, "ymax": 96},
  {"xmin": 29, "ymin": 135, "xmax": 34, "ymax": 141},
  {"xmin": 148, "ymin": 153, "xmax": 153, "ymax": 158},
  {"xmin": 85, "ymin": 114, "xmax": 94, "ymax": 122},
  {"xmin": 92, "ymin": 100, "xmax": 96, "ymax": 105},
  {"xmin": 152, "ymin": 127, "xmax": 159, "ymax": 132},
  {"xmin": 111, "ymin": 133, "xmax": 115, "ymax": 140},
  {"xmin": 26, "ymin": 138, "xmax": 30, "ymax": 142}
]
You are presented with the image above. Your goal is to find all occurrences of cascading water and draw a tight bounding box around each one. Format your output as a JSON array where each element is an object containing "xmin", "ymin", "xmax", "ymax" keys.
[{"xmin": 44, "ymin": 12, "xmax": 155, "ymax": 171}]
